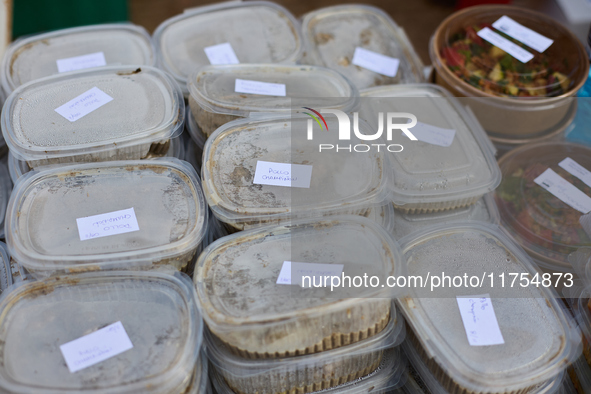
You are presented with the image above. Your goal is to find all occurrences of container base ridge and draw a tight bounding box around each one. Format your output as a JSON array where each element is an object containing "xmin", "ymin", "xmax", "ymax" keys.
[
  {"xmin": 225, "ymin": 309, "xmax": 391, "ymax": 359},
  {"xmin": 393, "ymin": 196, "xmax": 481, "ymax": 215},
  {"xmin": 405, "ymin": 322, "xmax": 549, "ymax": 394},
  {"xmin": 225, "ymin": 358, "xmax": 383, "ymax": 394},
  {"xmin": 190, "ymin": 96, "xmax": 239, "ymax": 138},
  {"xmin": 146, "ymin": 139, "xmax": 172, "ymax": 158}
]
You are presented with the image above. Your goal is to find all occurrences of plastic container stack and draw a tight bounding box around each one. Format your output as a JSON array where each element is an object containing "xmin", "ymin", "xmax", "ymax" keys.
[{"xmin": 0, "ymin": 1, "xmax": 588, "ymax": 393}]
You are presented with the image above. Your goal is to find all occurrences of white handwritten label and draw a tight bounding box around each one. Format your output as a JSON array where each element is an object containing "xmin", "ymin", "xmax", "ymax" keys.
[
  {"xmin": 477, "ymin": 27, "xmax": 534, "ymax": 63},
  {"xmin": 76, "ymin": 207, "xmax": 140, "ymax": 241},
  {"xmin": 276, "ymin": 261, "xmax": 344, "ymax": 287},
  {"xmin": 54, "ymin": 87, "xmax": 113, "ymax": 122},
  {"xmin": 60, "ymin": 321, "xmax": 133, "ymax": 373},
  {"xmin": 235, "ymin": 79, "xmax": 286, "ymax": 96},
  {"xmin": 406, "ymin": 122, "xmax": 456, "ymax": 147},
  {"xmin": 253, "ymin": 161, "xmax": 313, "ymax": 188},
  {"xmin": 56, "ymin": 52, "xmax": 107, "ymax": 73},
  {"xmin": 535, "ymin": 168, "xmax": 591, "ymax": 214},
  {"xmin": 492, "ymin": 16, "xmax": 553, "ymax": 53},
  {"xmin": 456, "ymin": 295, "xmax": 504, "ymax": 346},
  {"xmin": 559, "ymin": 157, "xmax": 591, "ymax": 189},
  {"xmin": 351, "ymin": 47, "xmax": 400, "ymax": 77},
  {"xmin": 204, "ymin": 42, "xmax": 239, "ymax": 65}
]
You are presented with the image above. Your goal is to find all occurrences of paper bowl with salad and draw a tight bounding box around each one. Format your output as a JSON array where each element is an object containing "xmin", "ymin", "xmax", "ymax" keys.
[{"xmin": 430, "ymin": 5, "xmax": 588, "ymax": 140}]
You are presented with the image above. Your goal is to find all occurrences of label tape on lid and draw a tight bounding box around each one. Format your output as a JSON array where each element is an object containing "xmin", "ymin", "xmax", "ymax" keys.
[
  {"xmin": 60, "ymin": 321, "xmax": 133, "ymax": 373},
  {"xmin": 253, "ymin": 161, "xmax": 313, "ymax": 188},
  {"xmin": 204, "ymin": 42, "xmax": 239, "ymax": 65},
  {"xmin": 477, "ymin": 27, "xmax": 534, "ymax": 63},
  {"xmin": 534, "ymin": 168, "xmax": 591, "ymax": 214},
  {"xmin": 54, "ymin": 86, "xmax": 114, "ymax": 122},
  {"xmin": 404, "ymin": 122, "xmax": 456, "ymax": 147},
  {"xmin": 492, "ymin": 16, "xmax": 553, "ymax": 53},
  {"xmin": 56, "ymin": 52, "xmax": 107, "ymax": 73},
  {"xmin": 456, "ymin": 295, "xmax": 505, "ymax": 346},
  {"xmin": 276, "ymin": 261, "xmax": 344, "ymax": 287},
  {"xmin": 559, "ymin": 157, "xmax": 591, "ymax": 189},
  {"xmin": 235, "ymin": 79, "xmax": 286, "ymax": 96},
  {"xmin": 351, "ymin": 47, "xmax": 400, "ymax": 77},
  {"xmin": 76, "ymin": 207, "xmax": 140, "ymax": 241}
]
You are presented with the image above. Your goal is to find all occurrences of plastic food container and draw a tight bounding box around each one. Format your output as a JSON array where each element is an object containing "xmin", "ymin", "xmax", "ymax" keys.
[
  {"xmin": 195, "ymin": 216, "xmax": 404, "ymax": 359},
  {"xmin": 205, "ymin": 304, "xmax": 405, "ymax": 394},
  {"xmin": 392, "ymin": 193, "xmax": 499, "ymax": 240},
  {"xmin": 0, "ymin": 162, "xmax": 11, "ymax": 239},
  {"xmin": 210, "ymin": 348, "xmax": 406, "ymax": 394},
  {"xmin": 6, "ymin": 134, "xmax": 185, "ymax": 184},
  {"xmin": 495, "ymin": 142, "xmax": 591, "ymax": 272},
  {"xmin": 187, "ymin": 64, "xmax": 358, "ymax": 137},
  {"xmin": 402, "ymin": 339, "xmax": 572, "ymax": 394},
  {"xmin": 360, "ymin": 84, "xmax": 500, "ymax": 213},
  {"xmin": 0, "ymin": 242, "xmax": 12, "ymax": 295},
  {"xmin": 300, "ymin": 5, "xmax": 424, "ymax": 89},
  {"xmin": 201, "ymin": 115, "xmax": 388, "ymax": 230},
  {"xmin": 6, "ymin": 159, "xmax": 208, "ymax": 277},
  {"xmin": 2, "ymin": 65, "xmax": 185, "ymax": 169},
  {"xmin": 184, "ymin": 106, "xmax": 207, "ymax": 170},
  {"xmin": 0, "ymin": 271, "xmax": 201, "ymax": 393},
  {"xmin": 430, "ymin": 5, "xmax": 589, "ymax": 139},
  {"xmin": 1, "ymin": 24, "xmax": 155, "ymax": 94},
  {"xmin": 153, "ymin": 1, "xmax": 302, "ymax": 96},
  {"xmin": 397, "ymin": 223, "xmax": 581, "ymax": 394}
]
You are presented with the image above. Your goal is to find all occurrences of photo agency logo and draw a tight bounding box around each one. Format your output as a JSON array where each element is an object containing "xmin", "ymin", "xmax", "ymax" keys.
[{"xmin": 303, "ymin": 107, "xmax": 418, "ymax": 152}]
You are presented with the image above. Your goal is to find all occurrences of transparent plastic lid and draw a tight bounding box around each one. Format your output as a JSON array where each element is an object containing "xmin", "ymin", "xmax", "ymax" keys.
[
  {"xmin": 0, "ymin": 242, "xmax": 12, "ymax": 294},
  {"xmin": 2, "ymin": 65, "xmax": 185, "ymax": 162},
  {"xmin": 154, "ymin": 1, "xmax": 302, "ymax": 95},
  {"xmin": 202, "ymin": 115, "xmax": 388, "ymax": 229},
  {"xmin": 392, "ymin": 193, "xmax": 499, "ymax": 240},
  {"xmin": 211, "ymin": 347, "xmax": 406, "ymax": 394},
  {"xmin": 6, "ymin": 159, "xmax": 208, "ymax": 276},
  {"xmin": 195, "ymin": 216, "xmax": 404, "ymax": 358},
  {"xmin": 1, "ymin": 24, "xmax": 156, "ymax": 94},
  {"xmin": 188, "ymin": 64, "xmax": 358, "ymax": 117},
  {"xmin": 365, "ymin": 203, "xmax": 395, "ymax": 234},
  {"xmin": 360, "ymin": 84, "xmax": 500, "ymax": 210},
  {"xmin": 0, "ymin": 162, "xmax": 11, "ymax": 240},
  {"xmin": 185, "ymin": 105, "xmax": 207, "ymax": 150},
  {"xmin": 495, "ymin": 141, "xmax": 591, "ymax": 271},
  {"xmin": 431, "ymin": 5, "xmax": 589, "ymax": 98},
  {"xmin": 300, "ymin": 4, "xmax": 424, "ymax": 89},
  {"xmin": 397, "ymin": 223, "xmax": 580, "ymax": 393},
  {"xmin": 0, "ymin": 271, "xmax": 201, "ymax": 394}
]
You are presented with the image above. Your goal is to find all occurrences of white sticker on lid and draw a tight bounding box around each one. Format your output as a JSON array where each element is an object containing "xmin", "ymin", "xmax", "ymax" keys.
[
  {"xmin": 456, "ymin": 295, "xmax": 505, "ymax": 346},
  {"xmin": 477, "ymin": 27, "xmax": 534, "ymax": 63},
  {"xmin": 54, "ymin": 86, "xmax": 113, "ymax": 122},
  {"xmin": 534, "ymin": 168, "xmax": 591, "ymax": 214},
  {"xmin": 204, "ymin": 42, "xmax": 239, "ymax": 65},
  {"xmin": 56, "ymin": 52, "xmax": 107, "ymax": 73},
  {"xmin": 492, "ymin": 16, "xmax": 553, "ymax": 53},
  {"xmin": 235, "ymin": 79, "xmax": 286, "ymax": 96},
  {"xmin": 60, "ymin": 321, "xmax": 133, "ymax": 373},
  {"xmin": 276, "ymin": 261, "xmax": 344, "ymax": 287},
  {"xmin": 253, "ymin": 161, "xmax": 313, "ymax": 188},
  {"xmin": 559, "ymin": 157, "xmax": 591, "ymax": 189},
  {"xmin": 351, "ymin": 47, "xmax": 400, "ymax": 77},
  {"xmin": 76, "ymin": 207, "xmax": 140, "ymax": 241},
  {"xmin": 404, "ymin": 122, "xmax": 456, "ymax": 147}
]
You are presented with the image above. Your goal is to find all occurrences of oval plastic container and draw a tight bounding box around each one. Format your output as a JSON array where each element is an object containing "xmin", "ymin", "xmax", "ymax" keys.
[
  {"xmin": 397, "ymin": 223, "xmax": 581, "ymax": 394},
  {"xmin": 194, "ymin": 216, "xmax": 405, "ymax": 359},
  {"xmin": 6, "ymin": 159, "xmax": 208, "ymax": 277},
  {"xmin": 360, "ymin": 84, "xmax": 500, "ymax": 213},
  {"xmin": 402, "ymin": 339, "xmax": 573, "ymax": 394},
  {"xmin": 430, "ymin": 5, "xmax": 589, "ymax": 139},
  {"xmin": 0, "ymin": 270, "xmax": 201, "ymax": 394},
  {"xmin": 0, "ymin": 162, "xmax": 11, "ymax": 239},
  {"xmin": 153, "ymin": 1, "xmax": 302, "ymax": 96},
  {"xmin": 201, "ymin": 114, "xmax": 388, "ymax": 230},
  {"xmin": 300, "ymin": 5, "xmax": 424, "ymax": 89},
  {"xmin": 210, "ymin": 347, "xmax": 406, "ymax": 394},
  {"xmin": 187, "ymin": 64, "xmax": 358, "ymax": 136},
  {"xmin": 392, "ymin": 193, "xmax": 499, "ymax": 240},
  {"xmin": 6, "ymin": 133, "xmax": 185, "ymax": 184},
  {"xmin": 204, "ymin": 303, "xmax": 405, "ymax": 394},
  {"xmin": 1, "ymin": 23, "xmax": 155, "ymax": 94},
  {"xmin": 2, "ymin": 65, "xmax": 185, "ymax": 168},
  {"xmin": 495, "ymin": 141, "xmax": 591, "ymax": 273},
  {"xmin": 0, "ymin": 242, "xmax": 12, "ymax": 295}
]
